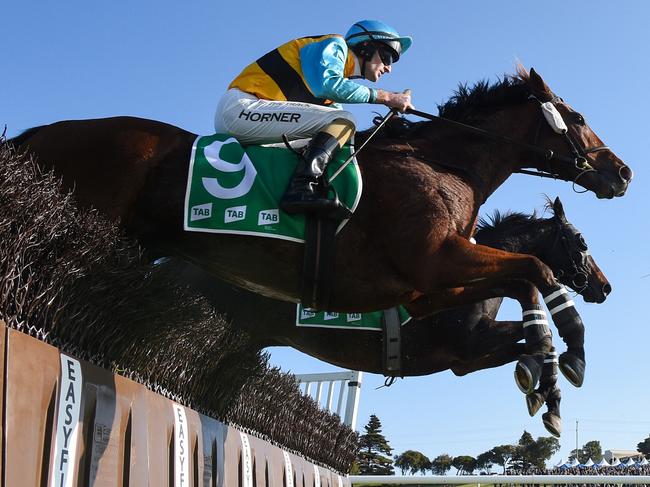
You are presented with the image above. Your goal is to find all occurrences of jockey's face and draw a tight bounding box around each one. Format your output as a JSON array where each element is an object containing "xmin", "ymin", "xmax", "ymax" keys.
[{"xmin": 363, "ymin": 50, "xmax": 392, "ymax": 82}]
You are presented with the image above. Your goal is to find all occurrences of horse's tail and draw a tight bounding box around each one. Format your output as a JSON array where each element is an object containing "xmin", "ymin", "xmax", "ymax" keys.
[{"xmin": 6, "ymin": 125, "xmax": 47, "ymax": 148}]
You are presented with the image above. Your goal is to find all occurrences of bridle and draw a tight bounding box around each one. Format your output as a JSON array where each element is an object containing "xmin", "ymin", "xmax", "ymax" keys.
[
  {"xmin": 549, "ymin": 219, "xmax": 591, "ymax": 292},
  {"xmin": 523, "ymin": 94, "xmax": 610, "ymax": 192},
  {"xmin": 405, "ymin": 94, "xmax": 611, "ymax": 190}
]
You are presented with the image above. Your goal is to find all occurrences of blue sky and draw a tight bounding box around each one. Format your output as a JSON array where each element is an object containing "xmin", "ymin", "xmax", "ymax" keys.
[{"xmin": 3, "ymin": 0, "xmax": 649, "ymax": 469}]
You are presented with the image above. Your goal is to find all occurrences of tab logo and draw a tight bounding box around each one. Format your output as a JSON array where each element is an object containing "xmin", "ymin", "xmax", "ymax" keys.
[
  {"xmin": 346, "ymin": 313, "xmax": 362, "ymax": 322},
  {"xmin": 258, "ymin": 209, "xmax": 279, "ymax": 226},
  {"xmin": 301, "ymin": 308, "xmax": 316, "ymax": 320},
  {"xmin": 324, "ymin": 312, "xmax": 339, "ymax": 321},
  {"xmin": 190, "ymin": 203, "xmax": 212, "ymax": 221},
  {"xmin": 225, "ymin": 205, "xmax": 246, "ymax": 223}
]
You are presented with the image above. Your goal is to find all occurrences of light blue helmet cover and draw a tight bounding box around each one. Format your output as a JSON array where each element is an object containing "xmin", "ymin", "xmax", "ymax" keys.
[{"xmin": 344, "ymin": 20, "xmax": 412, "ymax": 61}]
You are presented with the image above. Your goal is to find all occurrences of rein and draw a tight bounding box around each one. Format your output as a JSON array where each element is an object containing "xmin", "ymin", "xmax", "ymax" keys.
[{"xmin": 405, "ymin": 99, "xmax": 610, "ymax": 188}]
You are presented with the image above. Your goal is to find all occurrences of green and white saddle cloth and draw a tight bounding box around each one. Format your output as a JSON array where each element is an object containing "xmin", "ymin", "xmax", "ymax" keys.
[
  {"xmin": 296, "ymin": 304, "xmax": 412, "ymax": 331},
  {"xmin": 184, "ymin": 134, "xmax": 362, "ymax": 243}
]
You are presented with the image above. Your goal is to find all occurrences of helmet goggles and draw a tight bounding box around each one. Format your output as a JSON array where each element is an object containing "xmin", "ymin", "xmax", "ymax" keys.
[{"xmin": 376, "ymin": 41, "xmax": 400, "ymax": 65}]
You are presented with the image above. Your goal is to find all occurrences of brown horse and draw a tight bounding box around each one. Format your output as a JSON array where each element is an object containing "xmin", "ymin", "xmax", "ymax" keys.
[
  {"xmin": 9, "ymin": 67, "xmax": 631, "ymax": 392},
  {"xmin": 171, "ymin": 197, "xmax": 610, "ymax": 437}
]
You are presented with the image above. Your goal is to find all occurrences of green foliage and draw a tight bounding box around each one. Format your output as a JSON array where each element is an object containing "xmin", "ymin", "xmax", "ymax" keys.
[
  {"xmin": 452, "ymin": 455, "xmax": 477, "ymax": 474},
  {"xmin": 527, "ymin": 436, "xmax": 561, "ymax": 469},
  {"xmin": 488, "ymin": 445, "xmax": 517, "ymax": 473},
  {"xmin": 569, "ymin": 440, "xmax": 603, "ymax": 463},
  {"xmin": 511, "ymin": 431, "xmax": 560, "ymax": 470},
  {"xmin": 638, "ymin": 436, "xmax": 650, "ymax": 457},
  {"xmin": 357, "ymin": 414, "xmax": 395, "ymax": 475},
  {"xmin": 476, "ymin": 451, "xmax": 495, "ymax": 472},
  {"xmin": 394, "ymin": 450, "xmax": 431, "ymax": 475},
  {"xmin": 430, "ymin": 454, "xmax": 454, "ymax": 475}
]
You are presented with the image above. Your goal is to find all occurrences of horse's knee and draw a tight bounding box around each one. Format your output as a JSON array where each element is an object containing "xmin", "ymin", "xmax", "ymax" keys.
[{"xmin": 524, "ymin": 255, "xmax": 556, "ymax": 290}]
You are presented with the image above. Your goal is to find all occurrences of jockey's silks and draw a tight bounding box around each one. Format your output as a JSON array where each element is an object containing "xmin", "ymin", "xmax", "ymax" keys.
[{"xmin": 229, "ymin": 35, "xmax": 373, "ymax": 106}]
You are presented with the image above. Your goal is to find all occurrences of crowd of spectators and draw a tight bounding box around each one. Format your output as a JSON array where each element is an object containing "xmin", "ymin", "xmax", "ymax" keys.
[
  {"xmin": 504, "ymin": 464, "xmax": 650, "ymax": 476},
  {"xmin": 546, "ymin": 465, "xmax": 650, "ymax": 476},
  {"xmin": 494, "ymin": 463, "xmax": 650, "ymax": 487}
]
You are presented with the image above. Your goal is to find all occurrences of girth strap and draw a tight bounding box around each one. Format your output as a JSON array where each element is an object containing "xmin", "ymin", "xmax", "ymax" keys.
[
  {"xmin": 301, "ymin": 217, "xmax": 338, "ymax": 310},
  {"xmin": 382, "ymin": 307, "xmax": 403, "ymax": 377}
]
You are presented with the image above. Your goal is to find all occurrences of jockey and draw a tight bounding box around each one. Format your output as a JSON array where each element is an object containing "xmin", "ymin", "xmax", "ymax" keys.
[{"xmin": 214, "ymin": 20, "xmax": 414, "ymax": 217}]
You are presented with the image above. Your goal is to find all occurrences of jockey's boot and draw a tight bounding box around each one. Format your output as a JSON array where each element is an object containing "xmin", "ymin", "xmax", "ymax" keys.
[{"xmin": 280, "ymin": 131, "xmax": 351, "ymax": 219}]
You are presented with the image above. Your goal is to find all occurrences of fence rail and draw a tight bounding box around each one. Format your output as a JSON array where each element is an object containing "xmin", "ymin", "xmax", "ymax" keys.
[
  {"xmin": 295, "ymin": 370, "xmax": 362, "ymax": 430},
  {"xmin": 349, "ymin": 475, "xmax": 650, "ymax": 485}
]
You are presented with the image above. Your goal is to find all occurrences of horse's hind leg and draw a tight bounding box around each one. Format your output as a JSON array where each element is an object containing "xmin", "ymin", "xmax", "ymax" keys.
[
  {"xmin": 451, "ymin": 319, "xmax": 525, "ymax": 376},
  {"xmin": 525, "ymin": 347, "xmax": 562, "ymax": 437},
  {"xmin": 542, "ymin": 385, "xmax": 562, "ymax": 437},
  {"xmin": 542, "ymin": 284, "xmax": 585, "ymax": 388}
]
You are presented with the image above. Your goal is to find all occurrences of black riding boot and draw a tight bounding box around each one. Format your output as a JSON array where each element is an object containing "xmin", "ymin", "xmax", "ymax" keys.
[{"xmin": 280, "ymin": 132, "xmax": 351, "ymax": 218}]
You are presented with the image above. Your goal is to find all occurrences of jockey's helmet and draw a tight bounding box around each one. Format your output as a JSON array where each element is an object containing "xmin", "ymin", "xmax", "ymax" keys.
[{"xmin": 345, "ymin": 20, "xmax": 412, "ymax": 64}]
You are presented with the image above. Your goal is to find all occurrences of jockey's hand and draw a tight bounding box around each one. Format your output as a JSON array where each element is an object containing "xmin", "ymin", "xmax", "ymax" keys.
[{"xmin": 376, "ymin": 89, "xmax": 414, "ymax": 113}]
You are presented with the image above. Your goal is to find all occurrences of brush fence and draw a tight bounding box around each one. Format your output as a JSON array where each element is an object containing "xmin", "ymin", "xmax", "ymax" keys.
[{"xmin": 2, "ymin": 325, "xmax": 350, "ymax": 487}]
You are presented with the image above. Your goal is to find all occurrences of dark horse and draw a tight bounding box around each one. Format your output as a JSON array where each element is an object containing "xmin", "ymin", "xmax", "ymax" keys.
[
  {"xmin": 10, "ymin": 67, "xmax": 631, "ymax": 394},
  {"xmin": 174, "ymin": 197, "xmax": 610, "ymax": 437}
]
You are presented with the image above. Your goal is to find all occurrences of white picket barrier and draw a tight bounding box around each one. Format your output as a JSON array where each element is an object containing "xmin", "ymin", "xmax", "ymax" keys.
[
  {"xmin": 349, "ymin": 474, "xmax": 650, "ymax": 485},
  {"xmin": 295, "ymin": 370, "xmax": 362, "ymax": 430}
]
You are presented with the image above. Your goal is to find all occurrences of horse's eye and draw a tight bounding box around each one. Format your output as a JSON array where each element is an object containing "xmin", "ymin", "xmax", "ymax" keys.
[
  {"xmin": 576, "ymin": 234, "xmax": 588, "ymax": 251},
  {"xmin": 574, "ymin": 113, "xmax": 585, "ymax": 126}
]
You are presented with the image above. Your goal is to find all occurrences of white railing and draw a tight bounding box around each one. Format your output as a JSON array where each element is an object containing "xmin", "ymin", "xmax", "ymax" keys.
[
  {"xmin": 349, "ymin": 475, "xmax": 650, "ymax": 485},
  {"xmin": 295, "ymin": 370, "xmax": 362, "ymax": 430}
]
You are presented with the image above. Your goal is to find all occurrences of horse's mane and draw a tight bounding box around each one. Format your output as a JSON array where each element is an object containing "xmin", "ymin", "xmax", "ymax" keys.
[
  {"xmin": 437, "ymin": 70, "xmax": 531, "ymax": 123},
  {"xmin": 363, "ymin": 68, "xmax": 532, "ymax": 139},
  {"xmin": 476, "ymin": 195, "xmax": 562, "ymax": 239},
  {"xmin": 7, "ymin": 125, "xmax": 46, "ymax": 147},
  {"xmin": 475, "ymin": 209, "xmax": 538, "ymax": 237}
]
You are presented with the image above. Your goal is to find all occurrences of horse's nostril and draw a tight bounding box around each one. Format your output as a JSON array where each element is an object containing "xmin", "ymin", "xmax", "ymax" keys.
[
  {"xmin": 603, "ymin": 283, "xmax": 612, "ymax": 295},
  {"xmin": 619, "ymin": 165, "xmax": 633, "ymax": 183}
]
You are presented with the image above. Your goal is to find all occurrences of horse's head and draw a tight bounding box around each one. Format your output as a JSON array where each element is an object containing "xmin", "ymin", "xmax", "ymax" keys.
[
  {"xmin": 546, "ymin": 197, "xmax": 611, "ymax": 303},
  {"xmin": 525, "ymin": 68, "xmax": 633, "ymax": 199}
]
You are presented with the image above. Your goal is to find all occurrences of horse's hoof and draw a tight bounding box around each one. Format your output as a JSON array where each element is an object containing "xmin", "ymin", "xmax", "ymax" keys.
[
  {"xmin": 542, "ymin": 411, "xmax": 562, "ymax": 437},
  {"xmin": 559, "ymin": 352, "xmax": 585, "ymax": 388},
  {"xmin": 526, "ymin": 392, "xmax": 544, "ymax": 417},
  {"xmin": 515, "ymin": 355, "xmax": 542, "ymax": 394}
]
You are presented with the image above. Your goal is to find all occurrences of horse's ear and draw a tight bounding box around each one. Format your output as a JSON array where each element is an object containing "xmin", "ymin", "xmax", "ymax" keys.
[
  {"xmin": 553, "ymin": 196, "xmax": 567, "ymax": 221},
  {"xmin": 529, "ymin": 67, "xmax": 551, "ymax": 97}
]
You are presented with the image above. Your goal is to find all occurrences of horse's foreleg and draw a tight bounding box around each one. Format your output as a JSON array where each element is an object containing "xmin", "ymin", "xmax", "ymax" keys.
[
  {"xmin": 416, "ymin": 236, "xmax": 585, "ymax": 389},
  {"xmin": 408, "ymin": 279, "xmax": 553, "ymax": 394},
  {"xmin": 418, "ymin": 236, "xmax": 558, "ymax": 292},
  {"xmin": 542, "ymin": 284, "xmax": 585, "ymax": 388},
  {"xmin": 509, "ymin": 283, "xmax": 555, "ymax": 395}
]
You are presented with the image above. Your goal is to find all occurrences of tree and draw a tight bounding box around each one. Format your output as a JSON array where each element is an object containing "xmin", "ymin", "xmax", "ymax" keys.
[
  {"xmin": 638, "ymin": 435, "xmax": 650, "ymax": 457},
  {"xmin": 581, "ymin": 440, "xmax": 603, "ymax": 463},
  {"xmin": 515, "ymin": 431, "xmax": 536, "ymax": 470},
  {"xmin": 569, "ymin": 440, "xmax": 603, "ymax": 464},
  {"xmin": 452, "ymin": 455, "xmax": 477, "ymax": 475},
  {"xmin": 527, "ymin": 436, "xmax": 561, "ymax": 469},
  {"xmin": 489, "ymin": 445, "xmax": 516, "ymax": 473},
  {"xmin": 394, "ymin": 450, "xmax": 431, "ymax": 475},
  {"xmin": 476, "ymin": 451, "xmax": 494, "ymax": 473},
  {"xmin": 430, "ymin": 454, "xmax": 453, "ymax": 475},
  {"xmin": 356, "ymin": 414, "xmax": 394, "ymax": 475}
]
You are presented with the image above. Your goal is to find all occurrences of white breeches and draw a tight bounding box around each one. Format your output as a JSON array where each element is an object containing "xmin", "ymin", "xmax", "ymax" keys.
[{"xmin": 214, "ymin": 89, "xmax": 356, "ymax": 144}]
